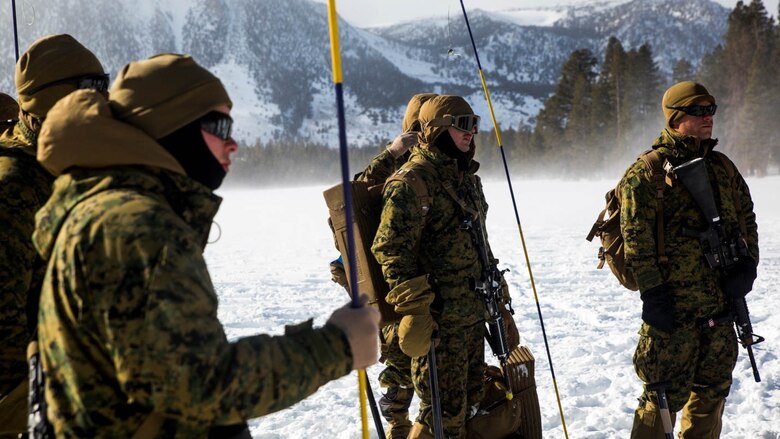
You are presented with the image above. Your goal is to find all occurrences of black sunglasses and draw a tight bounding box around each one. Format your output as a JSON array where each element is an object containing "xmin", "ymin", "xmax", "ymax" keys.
[
  {"xmin": 666, "ymin": 104, "xmax": 717, "ymax": 117},
  {"xmin": 27, "ymin": 73, "xmax": 109, "ymax": 95},
  {"xmin": 200, "ymin": 111, "xmax": 233, "ymax": 140}
]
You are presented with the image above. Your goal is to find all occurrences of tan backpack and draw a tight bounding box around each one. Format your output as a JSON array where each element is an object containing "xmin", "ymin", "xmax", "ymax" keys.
[
  {"xmin": 586, "ymin": 150, "xmax": 669, "ymax": 291},
  {"xmin": 323, "ymin": 161, "xmax": 436, "ymax": 326}
]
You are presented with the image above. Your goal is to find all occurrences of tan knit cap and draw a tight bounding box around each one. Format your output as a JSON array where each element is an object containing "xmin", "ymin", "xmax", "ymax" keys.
[
  {"xmin": 0, "ymin": 93, "xmax": 18, "ymax": 120},
  {"xmin": 662, "ymin": 81, "xmax": 716, "ymax": 128},
  {"xmin": 109, "ymin": 53, "xmax": 232, "ymax": 139},
  {"xmin": 15, "ymin": 34, "xmax": 104, "ymax": 119}
]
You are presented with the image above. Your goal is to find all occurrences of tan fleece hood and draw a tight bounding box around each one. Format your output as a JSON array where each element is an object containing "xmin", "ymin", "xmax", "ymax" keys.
[
  {"xmin": 0, "ymin": 92, "xmax": 18, "ymax": 120},
  {"xmin": 38, "ymin": 89, "xmax": 184, "ymax": 176},
  {"xmin": 401, "ymin": 93, "xmax": 437, "ymax": 133}
]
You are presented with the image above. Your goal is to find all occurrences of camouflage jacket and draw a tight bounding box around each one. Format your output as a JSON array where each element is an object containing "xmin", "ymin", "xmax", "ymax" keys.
[
  {"xmin": 34, "ymin": 165, "xmax": 352, "ymax": 438},
  {"xmin": 372, "ymin": 146, "xmax": 487, "ymax": 327},
  {"xmin": 0, "ymin": 121, "xmax": 52, "ymax": 399},
  {"xmin": 354, "ymin": 147, "xmax": 409, "ymax": 186},
  {"xmin": 620, "ymin": 129, "xmax": 759, "ymax": 321}
]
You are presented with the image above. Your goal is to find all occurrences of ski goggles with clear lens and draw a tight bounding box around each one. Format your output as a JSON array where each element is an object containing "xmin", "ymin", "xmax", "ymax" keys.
[
  {"xmin": 666, "ymin": 104, "xmax": 717, "ymax": 117},
  {"xmin": 200, "ymin": 111, "xmax": 233, "ymax": 140},
  {"xmin": 429, "ymin": 114, "xmax": 480, "ymax": 133},
  {"xmin": 27, "ymin": 73, "xmax": 110, "ymax": 95}
]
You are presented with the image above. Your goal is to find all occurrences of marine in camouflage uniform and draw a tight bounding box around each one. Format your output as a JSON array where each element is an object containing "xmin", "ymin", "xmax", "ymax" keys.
[
  {"xmin": 329, "ymin": 92, "xmax": 437, "ymax": 439},
  {"xmin": 372, "ymin": 95, "xmax": 490, "ymax": 438},
  {"xmin": 620, "ymin": 82, "xmax": 758, "ymax": 438},
  {"xmin": 0, "ymin": 35, "xmax": 105, "ymax": 437},
  {"xmin": 34, "ymin": 54, "xmax": 379, "ymax": 438}
]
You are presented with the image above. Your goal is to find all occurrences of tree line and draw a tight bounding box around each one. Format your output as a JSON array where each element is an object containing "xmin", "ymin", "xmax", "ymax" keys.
[{"xmin": 229, "ymin": 0, "xmax": 779, "ymax": 186}]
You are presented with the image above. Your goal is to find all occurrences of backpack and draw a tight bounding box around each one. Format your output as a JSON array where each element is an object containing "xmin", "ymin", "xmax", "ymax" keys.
[
  {"xmin": 323, "ymin": 161, "xmax": 436, "ymax": 326},
  {"xmin": 586, "ymin": 150, "xmax": 669, "ymax": 291}
]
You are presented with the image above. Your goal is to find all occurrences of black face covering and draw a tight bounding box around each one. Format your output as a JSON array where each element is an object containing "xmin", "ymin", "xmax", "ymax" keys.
[
  {"xmin": 157, "ymin": 119, "xmax": 226, "ymax": 190},
  {"xmin": 433, "ymin": 130, "xmax": 471, "ymax": 171}
]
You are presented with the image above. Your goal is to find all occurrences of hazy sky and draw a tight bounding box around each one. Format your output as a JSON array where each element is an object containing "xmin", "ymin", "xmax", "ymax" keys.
[{"xmin": 315, "ymin": 0, "xmax": 779, "ymax": 28}]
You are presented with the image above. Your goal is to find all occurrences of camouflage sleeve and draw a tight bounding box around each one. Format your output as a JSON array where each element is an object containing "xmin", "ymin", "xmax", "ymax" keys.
[
  {"xmin": 354, "ymin": 147, "xmax": 398, "ymax": 185},
  {"xmin": 0, "ymin": 157, "xmax": 39, "ymax": 394},
  {"xmin": 620, "ymin": 165, "xmax": 666, "ymax": 292},
  {"xmin": 733, "ymin": 169, "xmax": 759, "ymax": 264},
  {"xmin": 371, "ymin": 180, "xmax": 433, "ymax": 309},
  {"xmin": 104, "ymin": 238, "xmax": 351, "ymax": 425}
]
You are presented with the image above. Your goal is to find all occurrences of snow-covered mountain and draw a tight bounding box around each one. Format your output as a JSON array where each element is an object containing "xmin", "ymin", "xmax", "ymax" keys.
[{"xmin": 0, "ymin": 0, "xmax": 728, "ymax": 146}]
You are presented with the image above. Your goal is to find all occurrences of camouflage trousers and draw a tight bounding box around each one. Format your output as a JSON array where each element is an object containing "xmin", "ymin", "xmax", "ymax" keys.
[
  {"xmin": 631, "ymin": 321, "xmax": 738, "ymax": 438},
  {"xmin": 379, "ymin": 323, "xmax": 413, "ymax": 388},
  {"xmin": 412, "ymin": 321, "xmax": 485, "ymax": 439}
]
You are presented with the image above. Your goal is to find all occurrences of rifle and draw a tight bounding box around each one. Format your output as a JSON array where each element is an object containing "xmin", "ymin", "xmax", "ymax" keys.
[
  {"xmin": 459, "ymin": 196, "xmax": 514, "ymax": 401},
  {"xmin": 673, "ymin": 158, "xmax": 763, "ymax": 382},
  {"xmin": 27, "ymin": 341, "xmax": 54, "ymax": 439},
  {"xmin": 428, "ymin": 340, "xmax": 444, "ymax": 439},
  {"xmin": 645, "ymin": 381, "xmax": 674, "ymax": 439}
]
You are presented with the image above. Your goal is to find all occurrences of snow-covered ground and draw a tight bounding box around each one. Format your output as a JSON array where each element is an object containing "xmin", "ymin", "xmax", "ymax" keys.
[{"xmin": 208, "ymin": 175, "xmax": 779, "ymax": 438}]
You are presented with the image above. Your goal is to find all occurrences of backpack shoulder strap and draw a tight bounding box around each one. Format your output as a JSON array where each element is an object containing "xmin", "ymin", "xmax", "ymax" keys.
[
  {"xmin": 639, "ymin": 149, "xmax": 669, "ymax": 265},
  {"xmin": 710, "ymin": 150, "xmax": 748, "ymax": 237},
  {"xmin": 385, "ymin": 158, "xmax": 436, "ymax": 220}
]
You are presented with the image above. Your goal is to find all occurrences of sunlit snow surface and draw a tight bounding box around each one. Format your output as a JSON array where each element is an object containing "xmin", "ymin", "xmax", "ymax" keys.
[{"xmin": 207, "ymin": 176, "xmax": 779, "ymax": 438}]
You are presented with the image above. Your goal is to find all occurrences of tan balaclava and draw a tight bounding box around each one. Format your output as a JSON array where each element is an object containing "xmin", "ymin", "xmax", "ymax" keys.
[
  {"xmin": 401, "ymin": 93, "xmax": 437, "ymax": 133},
  {"xmin": 0, "ymin": 93, "xmax": 18, "ymax": 121},
  {"xmin": 662, "ymin": 81, "xmax": 716, "ymax": 129},
  {"xmin": 110, "ymin": 53, "xmax": 232, "ymax": 139},
  {"xmin": 15, "ymin": 34, "xmax": 105, "ymax": 120}
]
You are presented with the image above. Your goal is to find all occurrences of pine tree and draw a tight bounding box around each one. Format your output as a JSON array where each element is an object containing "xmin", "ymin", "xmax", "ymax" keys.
[{"xmin": 672, "ymin": 59, "xmax": 695, "ymax": 83}]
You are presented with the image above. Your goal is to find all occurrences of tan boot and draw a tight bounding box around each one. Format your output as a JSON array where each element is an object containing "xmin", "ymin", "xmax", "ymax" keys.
[
  {"xmin": 407, "ymin": 421, "xmax": 435, "ymax": 439},
  {"xmin": 379, "ymin": 386, "xmax": 413, "ymax": 439},
  {"xmin": 630, "ymin": 399, "xmax": 677, "ymax": 439},
  {"xmin": 678, "ymin": 392, "xmax": 725, "ymax": 438}
]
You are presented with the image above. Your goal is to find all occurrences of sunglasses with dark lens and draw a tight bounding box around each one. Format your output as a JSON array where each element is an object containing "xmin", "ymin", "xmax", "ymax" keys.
[
  {"xmin": 450, "ymin": 114, "xmax": 480, "ymax": 134},
  {"xmin": 200, "ymin": 111, "xmax": 233, "ymax": 140},
  {"xmin": 667, "ymin": 104, "xmax": 717, "ymax": 117},
  {"xmin": 27, "ymin": 73, "xmax": 110, "ymax": 95}
]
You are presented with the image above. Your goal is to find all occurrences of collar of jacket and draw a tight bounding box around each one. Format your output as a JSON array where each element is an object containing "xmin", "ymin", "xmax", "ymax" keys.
[
  {"xmin": 0, "ymin": 120, "xmax": 36, "ymax": 156},
  {"xmin": 652, "ymin": 128, "xmax": 718, "ymax": 164},
  {"xmin": 415, "ymin": 144, "xmax": 480, "ymax": 183},
  {"xmin": 33, "ymin": 166, "xmax": 221, "ymax": 260}
]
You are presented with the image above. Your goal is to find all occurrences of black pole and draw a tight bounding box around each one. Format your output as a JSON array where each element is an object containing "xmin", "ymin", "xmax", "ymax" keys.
[
  {"xmin": 427, "ymin": 343, "xmax": 443, "ymax": 439},
  {"xmin": 11, "ymin": 0, "xmax": 20, "ymax": 61}
]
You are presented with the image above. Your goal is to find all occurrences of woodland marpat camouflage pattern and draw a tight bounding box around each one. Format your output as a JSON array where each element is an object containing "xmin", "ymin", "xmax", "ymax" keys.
[
  {"xmin": 34, "ymin": 167, "xmax": 352, "ymax": 438},
  {"xmin": 0, "ymin": 122, "xmax": 52, "ymax": 411},
  {"xmin": 620, "ymin": 128, "xmax": 758, "ymax": 413},
  {"xmin": 372, "ymin": 145, "xmax": 489, "ymax": 437}
]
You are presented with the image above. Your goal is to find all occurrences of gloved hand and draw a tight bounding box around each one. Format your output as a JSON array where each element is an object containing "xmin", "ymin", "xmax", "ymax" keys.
[
  {"xmin": 722, "ymin": 258, "xmax": 757, "ymax": 299},
  {"xmin": 329, "ymin": 258, "xmax": 350, "ymax": 292},
  {"xmin": 397, "ymin": 314, "xmax": 437, "ymax": 358},
  {"xmin": 386, "ymin": 132, "xmax": 418, "ymax": 158},
  {"xmin": 640, "ymin": 284, "xmax": 675, "ymax": 333},
  {"xmin": 327, "ymin": 295, "xmax": 381, "ymax": 370}
]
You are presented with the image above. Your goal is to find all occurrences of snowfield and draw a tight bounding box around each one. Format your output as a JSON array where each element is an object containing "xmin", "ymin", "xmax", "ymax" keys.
[{"xmin": 208, "ymin": 175, "xmax": 779, "ymax": 438}]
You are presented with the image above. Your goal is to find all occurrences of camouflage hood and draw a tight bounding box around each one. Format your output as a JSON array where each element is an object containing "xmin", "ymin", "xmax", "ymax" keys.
[
  {"xmin": 37, "ymin": 89, "xmax": 184, "ymax": 177},
  {"xmin": 652, "ymin": 128, "xmax": 718, "ymax": 164}
]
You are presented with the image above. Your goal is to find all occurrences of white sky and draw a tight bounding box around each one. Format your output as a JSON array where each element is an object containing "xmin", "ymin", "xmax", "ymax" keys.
[{"xmin": 315, "ymin": 0, "xmax": 779, "ymax": 28}]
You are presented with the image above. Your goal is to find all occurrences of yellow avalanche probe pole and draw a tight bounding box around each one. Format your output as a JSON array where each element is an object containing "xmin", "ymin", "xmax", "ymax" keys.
[
  {"xmin": 325, "ymin": 2, "xmax": 369, "ymax": 438},
  {"xmin": 458, "ymin": 1, "xmax": 570, "ymax": 437}
]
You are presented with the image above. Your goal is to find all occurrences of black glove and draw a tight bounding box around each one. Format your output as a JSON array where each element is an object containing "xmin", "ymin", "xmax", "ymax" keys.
[
  {"xmin": 640, "ymin": 284, "xmax": 675, "ymax": 333},
  {"xmin": 722, "ymin": 258, "xmax": 757, "ymax": 299}
]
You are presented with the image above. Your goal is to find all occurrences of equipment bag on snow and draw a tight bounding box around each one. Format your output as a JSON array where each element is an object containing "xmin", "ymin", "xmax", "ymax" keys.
[
  {"xmin": 323, "ymin": 164, "xmax": 434, "ymax": 326},
  {"xmin": 586, "ymin": 150, "xmax": 669, "ymax": 291},
  {"xmin": 465, "ymin": 345, "xmax": 542, "ymax": 439}
]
